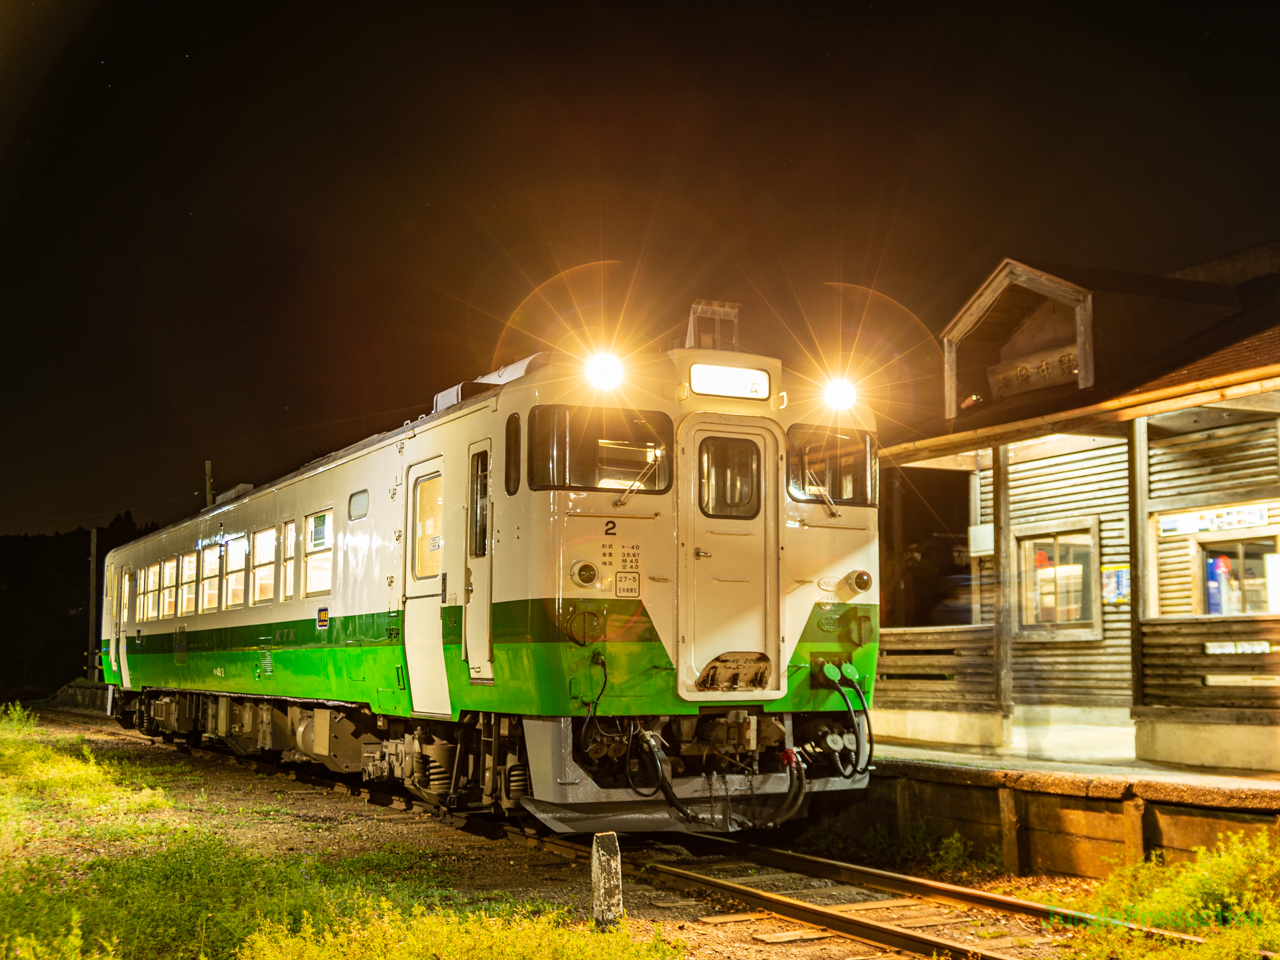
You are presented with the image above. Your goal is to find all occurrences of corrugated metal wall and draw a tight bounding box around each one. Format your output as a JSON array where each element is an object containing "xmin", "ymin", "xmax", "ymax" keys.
[
  {"xmin": 1148, "ymin": 420, "xmax": 1279, "ymax": 504},
  {"xmin": 981, "ymin": 441, "xmax": 1132, "ymax": 707}
]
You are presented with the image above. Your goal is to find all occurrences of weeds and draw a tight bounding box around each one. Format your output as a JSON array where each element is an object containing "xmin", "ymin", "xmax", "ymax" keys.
[
  {"xmin": 1059, "ymin": 831, "xmax": 1280, "ymax": 958},
  {"xmin": 238, "ymin": 902, "xmax": 682, "ymax": 960}
]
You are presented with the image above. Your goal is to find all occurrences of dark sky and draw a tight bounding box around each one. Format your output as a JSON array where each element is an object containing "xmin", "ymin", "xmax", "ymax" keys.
[{"xmin": 2, "ymin": 2, "xmax": 1278, "ymax": 535}]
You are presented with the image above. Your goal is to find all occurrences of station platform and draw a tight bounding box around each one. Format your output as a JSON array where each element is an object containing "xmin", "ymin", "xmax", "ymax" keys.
[{"xmin": 846, "ymin": 714, "xmax": 1280, "ymax": 878}]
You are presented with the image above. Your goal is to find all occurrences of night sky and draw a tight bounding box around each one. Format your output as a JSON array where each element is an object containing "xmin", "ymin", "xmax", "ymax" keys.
[{"xmin": 2, "ymin": 2, "xmax": 1278, "ymax": 536}]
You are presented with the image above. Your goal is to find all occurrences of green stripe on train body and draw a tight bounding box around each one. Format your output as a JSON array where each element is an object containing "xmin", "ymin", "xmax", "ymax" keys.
[{"xmin": 101, "ymin": 599, "xmax": 877, "ymax": 720}]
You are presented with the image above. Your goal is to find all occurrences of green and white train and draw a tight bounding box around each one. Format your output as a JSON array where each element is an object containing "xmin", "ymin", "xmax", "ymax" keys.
[{"xmin": 100, "ymin": 310, "xmax": 881, "ymax": 833}]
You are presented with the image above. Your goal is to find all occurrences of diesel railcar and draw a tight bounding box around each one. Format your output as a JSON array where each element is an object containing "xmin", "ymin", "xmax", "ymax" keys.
[{"xmin": 99, "ymin": 314, "xmax": 880, "ymax": 833}]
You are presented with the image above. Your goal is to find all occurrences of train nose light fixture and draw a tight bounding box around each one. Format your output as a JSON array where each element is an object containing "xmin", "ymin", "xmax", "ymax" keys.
[
  {"xmin": 825, "ymin": 378, "xmax": 857, "ymax": 410},
  {"xmin": 585, "ymin": 354, "xmax": 624, "ymax": 390}
]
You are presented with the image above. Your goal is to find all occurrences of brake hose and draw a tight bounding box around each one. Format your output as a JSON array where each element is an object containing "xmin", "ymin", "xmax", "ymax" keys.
[
  {"xmin": 834, "ymin": 680, "xmax": 874, "ymax": 776},
  {"xmin": 637, "ymin": 731, "xmax": 806, "ymax": 829}
]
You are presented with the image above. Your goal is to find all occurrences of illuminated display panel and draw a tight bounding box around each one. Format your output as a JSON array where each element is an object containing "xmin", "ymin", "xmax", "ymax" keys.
[{"xmin": 689, "ymin": 363, "xmax": 769, "ymax": 400}]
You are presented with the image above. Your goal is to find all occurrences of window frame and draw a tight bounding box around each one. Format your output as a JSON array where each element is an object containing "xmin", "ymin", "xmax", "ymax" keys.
[
  {"xmin": 199, "ymin": 545, "xmax": 221, "ymax": 614},
  {"xmin": 223, "ymin": 534, "xmax": 248, "ymax": 610},
  {"xmin": 250, "ymin": 526, "xmax": 277, "ymax": 606},
  {"xmin": 470, "ymin": 450, "xmax": 490, "ymax": 559},
  {"xmin": 304, "ymin": 509, "xmax": 335, "ymax": 598},
  {"xmin": 178, "ymin": 551, "xmax": 198, "ymax": 617},
  {"xmin": 504, "ymin": 413, "xmax": 521, "ymax": 496},
  {"xmin": 526, "ymin": 404, "xmax": 675, "ymax": 494},
  {"xmin": 159, "ymin": 557, "xmax": 178, "ymax": 619},
  {"xmin": 348, "ymin": 490, "xmax": 369, "ymax": 521},
  {"xmin": 1012, "ymin": 516, "xmax": 1103, "ymax": 642},
  {"xmin": 282, "ymin": 519, "xmax": 297, "ymax": 601},
  {"xmin": 785, "ymin": 423, "xmax": 879, "ymax": 508},
  {"xmin": 143, "ymin": 562, "xmax": 161, "ymax": 622},
  {"xmin": 413, "ymin": 474, "xmax": 444, "ymax": 582},
  {"xmin": 698, "ymin": 435, "xmax": 762, "ymax": 520}
]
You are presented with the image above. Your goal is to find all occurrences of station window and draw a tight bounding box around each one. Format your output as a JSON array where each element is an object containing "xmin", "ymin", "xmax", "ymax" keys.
[
  {"xmin": 787, "ymin": 423, "xmax": 878, "ymax": 507},
  {"xmin": 527, "ymin": 405, "xmax": 673, "ymax": 493},
  {"xmin": 349, "ymin": 490, "xmax": 369, "ymax": 521},
  {"xmin": 143, "ymin": 562, "xmax": 160, "ymax": 621},
  {"xmin": 200, "ymin": 546, "xmax": 221, "ymax": 613},
  {"xmin": 224, "ymin": 535, "xmax": 247, "ymax": 608},
  {"xmin": 305, "ymin": 510, "xmax": 334, "ymax": 596},
  {"xmin": 282, "ymin": 520, "xmax": 296, "ymax": 600},
  {"xmin": 699, "ymin": 436, "xmax": 761, "ymax": 520},
  {"xmin": 1018, "ymin": 527, "xmax": 1100, "ymax": 632},
  {"xmin": 251, "ymin": 527, "xmax": 276, "ymax": 604},
  {"xmin": 414, "ymin": 475, "xmax": 443, "ymax": 580},
  {"xmin": 178, "ymin": 552, "xmax": 198, "ymax": 616},
  {"xmin": 160, "ymin": 558, "xmax": 178, "ymax": 619},
  {"xmin": 470, "ymin": 451, "xmax": 489, "ymax": 558},
  {"xmin": 505, "ymin": 413, "xmax": 521, "ymax": 496},
  {"xmin": 1202, "ymin": 537, "xmax": 1279, "ymax": 615}
]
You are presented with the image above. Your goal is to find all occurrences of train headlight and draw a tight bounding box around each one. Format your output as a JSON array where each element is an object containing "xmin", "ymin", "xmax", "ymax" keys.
[
  {"xmin": 824, "ymin": 379, "xmax": 857, "ymax": 410},
  {"xmin": 570, "ymin": 560, "xmax": 599, "ymax": 588},
  {"xmin": 585, "ymin": 354, "xmax": 624, "ymax": 390}
]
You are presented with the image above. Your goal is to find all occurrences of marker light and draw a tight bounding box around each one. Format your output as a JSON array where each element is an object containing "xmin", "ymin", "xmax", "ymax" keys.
[
  {"xmin": 824, "ymin": 379, "xmax": 857, "ymax": 410},
  {"xmin": 585, "ymin": 354, "xmax": 624, "ymax": 390}
]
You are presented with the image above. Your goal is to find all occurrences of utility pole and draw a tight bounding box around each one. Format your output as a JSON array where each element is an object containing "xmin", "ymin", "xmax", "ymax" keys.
[
  {"xmin": 205, "ymin": 460, "xmax": 214, "ymax": 508},
  {"xmin": 86, "ymin": 527, "xmax": 98, "ymax": 682}
]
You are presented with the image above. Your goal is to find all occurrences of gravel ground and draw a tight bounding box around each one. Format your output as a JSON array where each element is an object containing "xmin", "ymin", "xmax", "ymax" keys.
[{"xmin": 39, "ymin": 715, "xmax": 1081, "ymax": 958}]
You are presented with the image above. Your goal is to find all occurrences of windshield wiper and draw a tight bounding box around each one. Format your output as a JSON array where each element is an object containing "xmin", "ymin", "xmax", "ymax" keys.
[
  {"xmin": 614, "ymin": 456, "xmax": 661, "ymax": 508},
  {"xmin": 806, "ymin": 468, "xmax": 841, "ymax": 519}
]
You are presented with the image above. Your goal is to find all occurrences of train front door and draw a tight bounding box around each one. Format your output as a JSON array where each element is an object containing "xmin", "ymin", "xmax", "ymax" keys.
[
  {"xmin": 678, "ymin": 416, "xmax": 782, "ymax": 698},
  {"xmin": 403, "ymin": 457, "xmax": 452, "ymax": 716}
]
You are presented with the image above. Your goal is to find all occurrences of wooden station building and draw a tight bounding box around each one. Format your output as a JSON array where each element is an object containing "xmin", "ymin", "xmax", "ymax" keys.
[{"xmin": 874, "ymin": 240, "xmax": 1280, "ymax": 770}]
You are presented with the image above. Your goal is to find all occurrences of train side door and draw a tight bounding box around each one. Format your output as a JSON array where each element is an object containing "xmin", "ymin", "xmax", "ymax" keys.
[
  {"xmin": 677, "ymin": 417, "xmax": 782, "ymax": 698},
  {"xmin": 115, "ymin": 567, "xmax": 133, "ymax": 690},
  {"xmin": 463, "ymin": 439, "xmax": 495, "ymax": 682},
  {"xmin": 403, "ymin": 458, "xmax": 453, "ymax": 716}
]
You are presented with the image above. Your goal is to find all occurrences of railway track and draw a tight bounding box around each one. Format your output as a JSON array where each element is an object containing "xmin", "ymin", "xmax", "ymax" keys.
[{"xmin": 35, "ymin": 707, "xmax": 1219, "ymax": 960}]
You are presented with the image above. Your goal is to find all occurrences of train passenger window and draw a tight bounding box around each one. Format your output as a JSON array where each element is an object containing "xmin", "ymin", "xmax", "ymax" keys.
[
  {"xmin": 787, "ymin": 424, "xmax": 878, "ymax": 507},
  {"xmin": 699, "ymin": 437, "xmax": 760, "ymax": 520},
  {"xmin": 178, "ymin": 552, "xmax": 198, "ymax": 616},
  {"xmin": 414, "ymin": 475, "xmax": 443, "ymax": 580},
  {"xmin": 282, "ymin": 520, "xmax": 296, "ymax": 600},
  {"xmin": 224, "ymin": 535, "xmax": 247, "ymax": 608},
  {"xmin": 160, "ymin": 558, "xmax": 178, "ymax": 619},
  {"xmin": 119, "ymin": 573, "xmax": 130, "ymax": 626},
  {"xmin": 505, "ymin": 414, "xmax": 521, "ymax": 496},
  {"xmin": 349, "ymin": 490, "xmax": 369, "ymax": 521},
  {"xmin": 527, "ymin": 405, "xmax": 673, "ymax": 493},
  {"xmin": 144, "ymin": 562, "xmax": 160, "ymax": 621},
  {"xmin": 251, "ymin": 527, "xmax": 276, "ymax": 604},
  {"xmin": 305, "ymin": 510, "xmax": 334, "ymax": 596},
  {"xmin": 470, "ymin": 452, "xmax": 489, "ymax": 558},
  {"xmin": 199, "ymin": 545, "xmax": 221, "ymax": 613}
]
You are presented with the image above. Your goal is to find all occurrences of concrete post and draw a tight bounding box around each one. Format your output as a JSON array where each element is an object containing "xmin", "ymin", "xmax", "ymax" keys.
[{"xmin": 592, "ymin": 830, "xmax": 623, "ymax": 929}]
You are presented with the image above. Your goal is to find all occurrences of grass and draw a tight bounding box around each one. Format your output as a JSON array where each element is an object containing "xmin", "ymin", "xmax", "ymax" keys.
[
  {"xmin": 239, "ymin": 904, "xmax": 683, "ymax": 960},
  {"xmin": 0, "ymin": 705, "xmax": 684, "ymax": 960},
  {"xmin": 1059, "ymin": 830, "xmax": 1280, "ymax": 959}
]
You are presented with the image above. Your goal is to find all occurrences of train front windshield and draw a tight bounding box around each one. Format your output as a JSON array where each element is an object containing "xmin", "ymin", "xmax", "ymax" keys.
[
  {"xmin": 528, "ymin": 404, "xmax": 673, "ymax": 493},
  {"xmin": 787, "ymin": 423, "xmax": 878, "ymax": 506}
]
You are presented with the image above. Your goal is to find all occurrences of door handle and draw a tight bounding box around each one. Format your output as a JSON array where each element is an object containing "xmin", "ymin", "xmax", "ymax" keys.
[{"xmin": 695, "ymin": 548, "xmax": 712, "ymax": 559}]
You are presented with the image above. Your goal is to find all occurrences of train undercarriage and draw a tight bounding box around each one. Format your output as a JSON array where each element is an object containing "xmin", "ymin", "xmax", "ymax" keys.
[{"xmin": 118, "ymin": 687, "xmax": 870, "ymax": 833}]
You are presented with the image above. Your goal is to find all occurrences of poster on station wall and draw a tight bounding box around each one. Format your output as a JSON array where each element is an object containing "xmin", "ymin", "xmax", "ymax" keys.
[{"xmin": 1102, "ymin": 564, "xmax": 1131, "ymax": 604}]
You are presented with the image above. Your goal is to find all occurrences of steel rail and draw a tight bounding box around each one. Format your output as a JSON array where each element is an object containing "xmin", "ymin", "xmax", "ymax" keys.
[{"xmin": 727, "ymin": 841, "xmax": 1208, "ymax": 939}]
